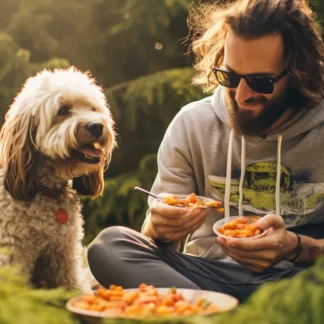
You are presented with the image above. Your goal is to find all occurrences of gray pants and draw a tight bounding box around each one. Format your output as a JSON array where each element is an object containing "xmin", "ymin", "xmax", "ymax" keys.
[{"xmin": 87, "ymin": 226, "xmax": 303, "ymax": 301}]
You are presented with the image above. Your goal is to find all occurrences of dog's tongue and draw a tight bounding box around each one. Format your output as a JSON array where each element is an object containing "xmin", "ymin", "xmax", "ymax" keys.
[{"xmin": 81, "ymin": 146, "xmax": 103, "ymax": 158}]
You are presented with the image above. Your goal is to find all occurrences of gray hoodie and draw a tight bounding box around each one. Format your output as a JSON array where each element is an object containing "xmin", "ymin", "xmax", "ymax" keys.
[{"xmin": 145, "ymin": 86, "xmax": 324, "ymax": 263}]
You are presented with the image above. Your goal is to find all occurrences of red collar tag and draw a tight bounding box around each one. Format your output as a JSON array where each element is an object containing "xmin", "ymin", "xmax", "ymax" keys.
[{"xmin": 55, "ymin": 209, "xmax": 69, "ymax": 224}]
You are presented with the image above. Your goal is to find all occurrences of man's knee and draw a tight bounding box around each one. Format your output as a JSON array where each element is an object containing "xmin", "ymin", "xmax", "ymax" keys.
[
  {"xmin": 87, "ymin": 227, "xmax": 128, "ymax": 281},
  {"xmin": 87, "ymin": 226, "xmax": 157, "ymax": 287},
  {"xmin": 87, "ymin": 226, "xmax": 150, "ymax": 263},
  {"xmin": 88, "ymin": 226, "xmax": 130, "ymax": 259},
  {"xmin": 93, "ymin": 226, "xmax": 133, "ymax": 244}
]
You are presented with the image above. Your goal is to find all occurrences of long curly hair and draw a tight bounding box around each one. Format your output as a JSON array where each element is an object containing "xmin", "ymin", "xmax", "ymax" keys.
[{"xmin": 188, "ymin": 0, "xmax": 324, "ymax": 108}]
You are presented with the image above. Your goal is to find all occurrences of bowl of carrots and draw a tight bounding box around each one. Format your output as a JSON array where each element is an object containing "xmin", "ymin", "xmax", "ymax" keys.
[{"xmin": 213, "ymin": 216, "xmax": 268, "ymax": 240}]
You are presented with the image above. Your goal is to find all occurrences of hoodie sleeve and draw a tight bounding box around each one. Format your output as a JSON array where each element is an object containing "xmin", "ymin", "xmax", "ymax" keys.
[
  {"xmin": 141, "ymin": 109, "xmax": 196, "ymax": 244},
  {"xmin": 151, "ymin": 110, "xmax": 196, "ymax": 197}
]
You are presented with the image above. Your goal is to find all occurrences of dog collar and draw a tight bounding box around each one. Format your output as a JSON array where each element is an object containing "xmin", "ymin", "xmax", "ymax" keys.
[{"xmin": 38, "ymin": 183, "xmax": 68, "ymax": 200}]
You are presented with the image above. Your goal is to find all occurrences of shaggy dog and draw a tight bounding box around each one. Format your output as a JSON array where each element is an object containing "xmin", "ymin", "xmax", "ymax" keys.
[{"xmin": 0, "ymin": 67, "xmax": 116, "ymax": 291}]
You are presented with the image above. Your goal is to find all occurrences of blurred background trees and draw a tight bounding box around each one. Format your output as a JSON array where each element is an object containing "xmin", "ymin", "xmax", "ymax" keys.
[{"xmin": 0, "ymin": 0, "xmax": 322, "ymax": 243}]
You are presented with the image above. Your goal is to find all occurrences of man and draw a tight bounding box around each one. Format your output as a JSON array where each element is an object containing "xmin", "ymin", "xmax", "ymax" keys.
[{"xmin": 88, "ymin": 0, "xmax": 324, "ymax": 301}]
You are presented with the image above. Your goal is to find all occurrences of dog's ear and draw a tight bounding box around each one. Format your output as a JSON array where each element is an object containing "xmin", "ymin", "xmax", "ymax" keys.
[
  {"xmin": 0, "ymin": 112, "xmax": 38, "ymax": 201},
  {"xmin": 72, "ymin": 169, "xmax": 104, "ymax": 198}
]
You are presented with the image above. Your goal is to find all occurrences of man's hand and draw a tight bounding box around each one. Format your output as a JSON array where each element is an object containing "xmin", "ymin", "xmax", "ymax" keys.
[
  {"xmin": 216, "ymin": 214, "xmax": 298, "ymax": 272},
  {"xmin": 143, "ymin": 200, "xmax": 210, "ymax": 242}
]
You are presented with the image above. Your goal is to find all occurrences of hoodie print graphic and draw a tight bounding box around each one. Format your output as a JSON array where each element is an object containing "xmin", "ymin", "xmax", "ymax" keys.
[{"xmin": 208, "ymin": 162, "xmax": 324, "ymax": 227}]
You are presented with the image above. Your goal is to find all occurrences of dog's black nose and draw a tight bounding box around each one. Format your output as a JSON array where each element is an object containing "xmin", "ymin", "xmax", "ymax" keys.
[{"xmin": 87, "ymin": 122, "xmax": 104, "ymax": 138}]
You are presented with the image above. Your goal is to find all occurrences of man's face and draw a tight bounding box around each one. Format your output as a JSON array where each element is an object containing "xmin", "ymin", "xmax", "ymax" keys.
[{"xmin": 223, "ymin": 32, "xmax": 292, "ymax": 136}]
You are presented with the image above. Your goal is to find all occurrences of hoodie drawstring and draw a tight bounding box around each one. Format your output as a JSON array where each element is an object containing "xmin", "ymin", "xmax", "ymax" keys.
[
  {"xmin": 276, "ymin": 135, "xmax": 283, "ymax": 215},
  {"xmin": 224, "ymin": 130, "xmax": 283, "ymax": 218},
  {"xmin": 238, "ymin": 135, "xmax": 246, "ymax": 216},
  {"xmin": 224, "ymin": 129, "xmax": 234, "ymax": 218}
]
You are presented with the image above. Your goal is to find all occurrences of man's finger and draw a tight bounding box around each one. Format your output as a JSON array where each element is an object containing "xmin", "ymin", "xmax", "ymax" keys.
[
  {"xmin": 159, "ymin": 209, "xmax": 209, "ymax": 234},
  {"xmin": 257, "ymin": 214, "xmax": 285, "ymax": 230},
  {"xmin": 219, "ymin": 247, "xmax": 271, "ymax": 271},
  {"xmin": 151, "ymin": 203, "xmax": 190, "ymax": 218},
  {"xmin": 226, "ymin": 234, "xmax": 283, "ymax": 251},
  {"xmin": 154, "ymin": 208, "xmax": 208, "ymax": 228},
  {"xmin": 181, "ymin": 209, "xmax": 209, "ymax": 231},
  {"xmin": 220, "ymin": 243, "xmax": 277, "ymax": 262}
]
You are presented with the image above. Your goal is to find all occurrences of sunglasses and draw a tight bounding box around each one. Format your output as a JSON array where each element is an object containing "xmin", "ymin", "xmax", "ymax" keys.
[{"xmin": 212, "ymin": 67, "xmax": 287, "ymax": 94}]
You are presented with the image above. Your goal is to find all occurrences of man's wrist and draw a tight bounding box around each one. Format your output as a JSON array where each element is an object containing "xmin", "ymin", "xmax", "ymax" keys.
[
  {"xmin": 284, "ymin": 231, "xmax": 301, "ymax": 262},
  {"xmin": 287, "ymin": 233, "xmax": 303, "ymax": 263},
  {"xmin": 141, "ymin": 220, "xmax": 181, "ymax": 250},
  {"xmin": 141, "ymin": 220, "xmax": 157, "ymax": 240},
  {"xmin": 284, "ymin": 232, "xmax": 323, "ymax": 265},
  {"xmin": 142, "ymin": 222, "xmax": 171, "ymax": 243}
]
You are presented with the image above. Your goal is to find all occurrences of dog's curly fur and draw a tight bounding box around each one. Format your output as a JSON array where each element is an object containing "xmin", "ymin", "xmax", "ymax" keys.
[{"xmin": 0, "ymin": 67, "xmax": 116, "ymax": 291}]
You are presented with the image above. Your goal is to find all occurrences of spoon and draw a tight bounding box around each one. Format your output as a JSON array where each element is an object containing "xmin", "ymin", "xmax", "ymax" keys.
[
  {"xmin": 134, "ymin": 186, "xmax": 159, "ymax": 199},
  {"xmin": 134, "ymin": 186, "xmax": 186, "ymax": 207}
]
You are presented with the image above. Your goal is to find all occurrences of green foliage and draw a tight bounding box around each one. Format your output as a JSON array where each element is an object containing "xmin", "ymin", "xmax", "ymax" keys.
[
  {"xmin": 122, "ymin": 67, "xmax": 202, "ymax": 130},
  {"xmin": 5, "ymin": 0, "xmax": 92, "ymax": 63},
  {"xmin": 105, "ymin": 67, "xmax": 203, "ymax": 171},
  {"xmin": 310, "ymin": 0, "xmax": 324, "ymax": 27},
  {"xmin": 83, "ymin": 153, "xmax": 158, "ymax": 244},
  {"xmin": 0, "ymin": 31, "xmax": 69, "ymax": 123},
  {"xmin": 0, "ymin": 266, "xmax": 78, "ymax": 324},
  {"xmin": 90, "ymin": 0, "xmax": 193, "ymax": 86}
]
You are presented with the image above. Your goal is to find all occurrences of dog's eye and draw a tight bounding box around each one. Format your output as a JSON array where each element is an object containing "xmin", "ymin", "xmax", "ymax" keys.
[{"xmin": 58, "ymin": 105, "xmax": 71, "ymax": 116}]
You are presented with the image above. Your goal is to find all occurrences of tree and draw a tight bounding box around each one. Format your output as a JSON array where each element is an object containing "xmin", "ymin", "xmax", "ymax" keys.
[{"xmin": 0, "ymin": 31, "xmax": 69, "ymax": 123}]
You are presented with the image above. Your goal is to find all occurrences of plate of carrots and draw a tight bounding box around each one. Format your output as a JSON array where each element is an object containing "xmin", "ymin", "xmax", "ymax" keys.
[
  {"xmin": 66, "ymin": 283, "xmax": 238, "ymax": 319},
  {"xmin": 160, "ymin": 193, "xmax": 224, "ymax": 213}
]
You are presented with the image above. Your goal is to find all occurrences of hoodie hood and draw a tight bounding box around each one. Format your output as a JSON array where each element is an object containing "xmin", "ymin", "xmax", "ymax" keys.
[{"xmin": 211, "ymin": 86, "xmax": 324, "ymax": 141}]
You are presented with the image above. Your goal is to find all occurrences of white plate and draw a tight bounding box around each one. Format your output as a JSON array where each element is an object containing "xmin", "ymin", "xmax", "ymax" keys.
[
  {"xmin": 66, "ymin": 288, "xmax": 238, "ymax": 320},
  {"xmin": 213, "ymin": 216, "xmax": 269, "ymax": 240}
]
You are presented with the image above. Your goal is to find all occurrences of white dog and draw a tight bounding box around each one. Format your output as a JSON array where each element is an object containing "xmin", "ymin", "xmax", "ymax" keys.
[{"xmin": 0, "ymin": 67, "xmax": 116, "ymax": 291}]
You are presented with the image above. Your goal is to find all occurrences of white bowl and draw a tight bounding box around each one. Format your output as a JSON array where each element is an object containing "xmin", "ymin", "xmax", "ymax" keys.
[
  {"xmin": 213, "ymin": 216, "xmax": 268, "ymax": 240},
  {"xmin": 66, "ymin": 288, "xmax": 238, "ymax": 320}
]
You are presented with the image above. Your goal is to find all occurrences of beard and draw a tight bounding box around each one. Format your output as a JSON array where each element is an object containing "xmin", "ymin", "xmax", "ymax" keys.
[{"xmin": 225, "ymin": 84, "xmax": 299, "ymax": 136}]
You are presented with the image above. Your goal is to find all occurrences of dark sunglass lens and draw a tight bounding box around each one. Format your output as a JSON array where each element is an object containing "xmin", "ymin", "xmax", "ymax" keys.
[
  {"xmin": 248, "ymin": 78, "xmax": 273, "ymax": 94},
  {"xmin": 215, "ymin": 70, "xmax": 240, "ymax": 88}
]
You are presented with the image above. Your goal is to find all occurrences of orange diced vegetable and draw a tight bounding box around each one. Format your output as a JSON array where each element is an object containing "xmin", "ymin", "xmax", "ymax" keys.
[{"xmin": 217, "ymin": 216, "xmax": 264, "ymax": 239}]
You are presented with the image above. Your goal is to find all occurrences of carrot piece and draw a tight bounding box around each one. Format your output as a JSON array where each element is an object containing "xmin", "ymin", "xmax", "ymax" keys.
[
  {"xmin": 224, "ymin": 219, "xmax": 238, "ymax": 229},
  {"xmin": 224, "ymin": 229, "xmax": 236, "ymax": 236},
  {"xmin": 238, "ymin": 217, "xmax": 248, "ymax": 224},
  {"xmin": 217, "ymin": 227, "xmax": 225, "ymax": 234},
  {"xmin": 186, "ymin": 193, "xmax": 198, "ymax": 203},
  {"xmin": 254, "ymin": 229, "xmax": 262, "ymax": 236},
  {"xmin": 206, "ymin": 201, "xmax": 222, "ymax": 208},
  {"xmin": 245, "ymin": 224, "xmax": 258, "ymax": 232}
]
